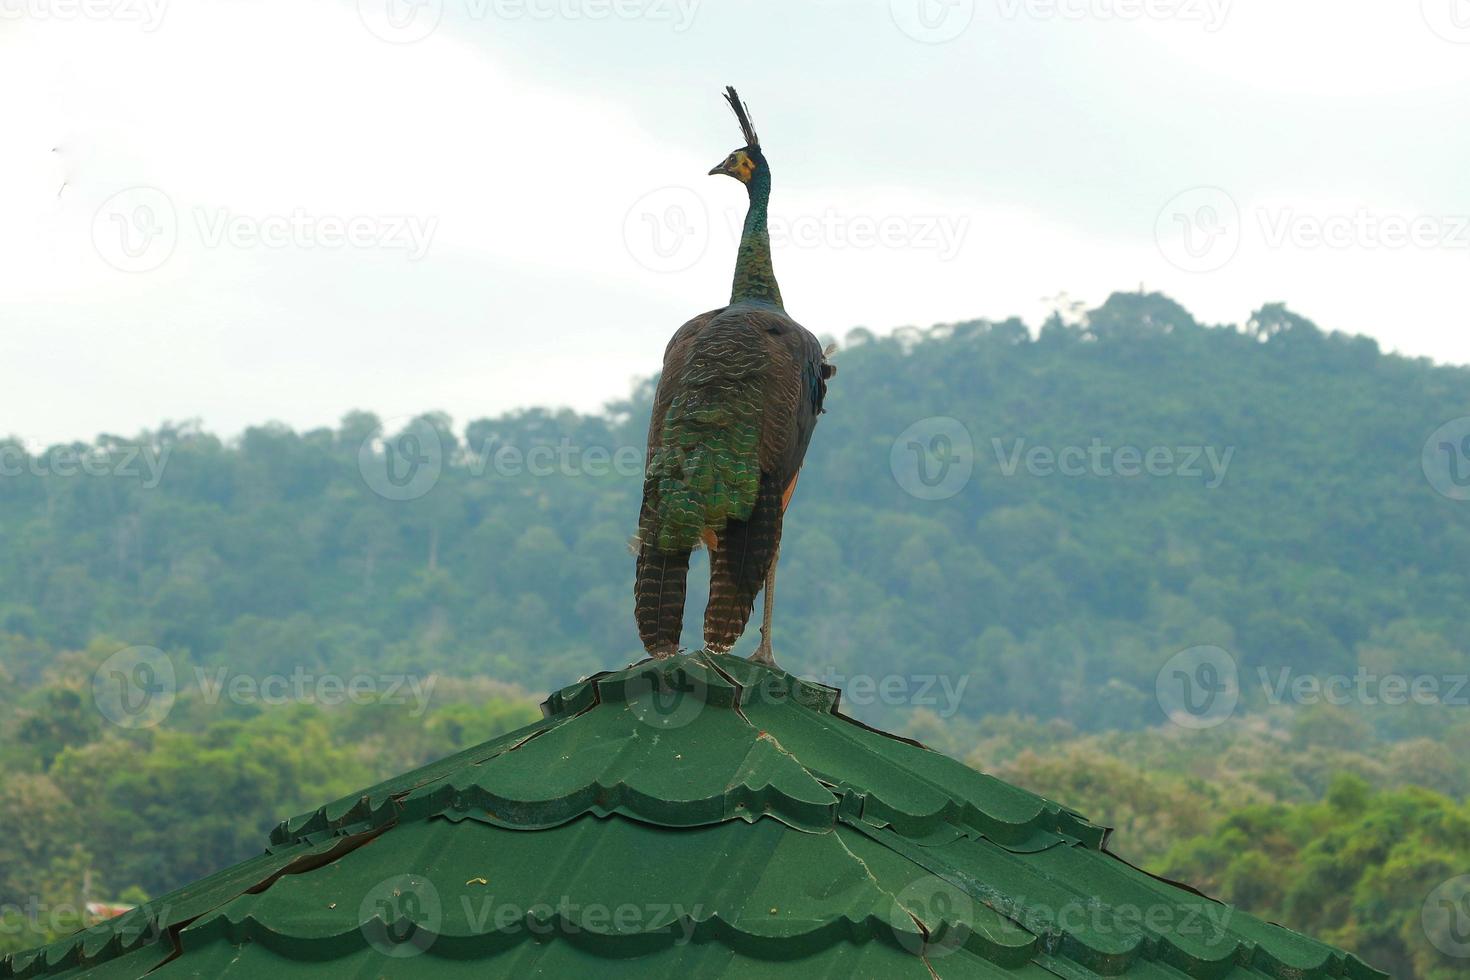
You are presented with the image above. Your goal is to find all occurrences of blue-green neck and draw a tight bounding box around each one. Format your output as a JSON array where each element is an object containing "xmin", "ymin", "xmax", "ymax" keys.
[{"xmin": 731, "ymin": 172, "xmax": 782, "ymax": 309}]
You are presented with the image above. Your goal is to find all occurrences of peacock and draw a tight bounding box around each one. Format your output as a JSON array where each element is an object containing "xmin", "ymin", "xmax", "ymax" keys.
[{"xmin": 634, "ymin": 86, "xmax": 834, "ymax": 665}]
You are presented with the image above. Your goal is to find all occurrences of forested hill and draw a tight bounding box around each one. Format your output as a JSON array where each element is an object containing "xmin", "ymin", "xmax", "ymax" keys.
[{"xmin": 3, "ymin": 292, "xmax": 1467, "ymax": 735}]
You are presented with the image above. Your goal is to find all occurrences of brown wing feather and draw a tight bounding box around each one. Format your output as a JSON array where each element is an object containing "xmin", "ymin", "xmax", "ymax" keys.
[
  {"xmin": 634, "ymin": 309, "xmax": 722, "ymax": 655},
  {"xmin": 702, "ymin": 306, "xmax": 829, "ymax": 651},
  {"xmin": 703, "ymin": 472, "xmax": 784, "ymax": 652}
]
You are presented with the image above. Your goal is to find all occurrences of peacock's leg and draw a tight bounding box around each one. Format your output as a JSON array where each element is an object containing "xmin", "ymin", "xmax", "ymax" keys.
[{"xmin": 750, "ymin": 550, "xmax": 779, "ymax": 665}]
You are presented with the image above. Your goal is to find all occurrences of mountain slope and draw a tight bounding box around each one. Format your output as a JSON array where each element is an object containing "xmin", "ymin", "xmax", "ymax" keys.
[{"xmin": 2, "ymin": 292, "xmax": 1466, "ymax": 735}]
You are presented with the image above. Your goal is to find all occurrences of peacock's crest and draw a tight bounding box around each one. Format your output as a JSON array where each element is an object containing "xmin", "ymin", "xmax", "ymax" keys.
[{"xmin": 722, "ymin": 85, "xmax": 760, "ymax": 148}]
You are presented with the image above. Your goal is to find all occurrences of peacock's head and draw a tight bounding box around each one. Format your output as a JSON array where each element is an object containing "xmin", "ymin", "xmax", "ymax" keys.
[
  {"xmin": 708, "ymin": 146, "xmax": 766, "ymax": 184},
  {"xmin": 707, "ymin": 86, "xmax": 767, "ymax": 187}
]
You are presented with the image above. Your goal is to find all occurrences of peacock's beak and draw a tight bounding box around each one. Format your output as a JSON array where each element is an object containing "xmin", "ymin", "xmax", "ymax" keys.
[{"xmin": 708, "ymin": 162, "xmax": 727, "ymax": 176}]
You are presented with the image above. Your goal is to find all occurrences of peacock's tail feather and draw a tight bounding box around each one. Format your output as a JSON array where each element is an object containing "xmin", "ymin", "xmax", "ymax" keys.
[
  {"xmin": 634, "ymin": 543, "xmax": 691, "ymax": 657},
  {"xmin": 703, "ymin": 472, "xmax": 784, "ymax": 653}
]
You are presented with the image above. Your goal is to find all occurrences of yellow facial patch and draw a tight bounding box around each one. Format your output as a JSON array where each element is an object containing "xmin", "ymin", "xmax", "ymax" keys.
[{"xmin": 730, "ymin": 150, "xmax": 756, "ymax": 183}]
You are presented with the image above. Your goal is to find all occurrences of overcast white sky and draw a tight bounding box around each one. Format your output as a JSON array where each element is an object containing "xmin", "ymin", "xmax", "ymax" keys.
[{"xmin": 3, "ymin": 0, "xmax": 1469, "ymax": 448}]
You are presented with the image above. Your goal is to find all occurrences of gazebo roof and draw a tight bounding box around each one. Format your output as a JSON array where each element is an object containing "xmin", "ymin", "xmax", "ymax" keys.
[{"xmin": 3, "ymin": 653, "xmax": 1384, "ymax": 978}]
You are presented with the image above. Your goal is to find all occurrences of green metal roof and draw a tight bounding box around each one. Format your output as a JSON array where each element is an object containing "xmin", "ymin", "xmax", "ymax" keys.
[{"xmin": 4, "ymin": 653, "xmax": 1385, "ymax": 979}]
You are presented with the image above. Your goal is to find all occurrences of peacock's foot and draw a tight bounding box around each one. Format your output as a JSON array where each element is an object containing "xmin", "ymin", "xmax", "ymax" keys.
[{"xmin": 748, "ymin": 636, "xmax": 777, "ymax": 667}]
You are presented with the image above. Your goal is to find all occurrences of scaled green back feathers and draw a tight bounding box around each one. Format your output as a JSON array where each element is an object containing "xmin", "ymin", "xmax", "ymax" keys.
[{"xmin": 647, "ymin": 388, "xmax": 762, "ymax": 551}]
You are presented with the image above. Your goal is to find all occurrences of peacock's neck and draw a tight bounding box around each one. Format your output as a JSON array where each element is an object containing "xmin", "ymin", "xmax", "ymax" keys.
[{"xmin": 730, "ymin": 174, "xmax": 783, "ymax": 309}]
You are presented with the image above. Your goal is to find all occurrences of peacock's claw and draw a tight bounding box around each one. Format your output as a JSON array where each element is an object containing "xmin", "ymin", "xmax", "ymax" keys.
[{"xmin": 749, "ymin": 633, "xmax": 777, "ymax": 666}]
